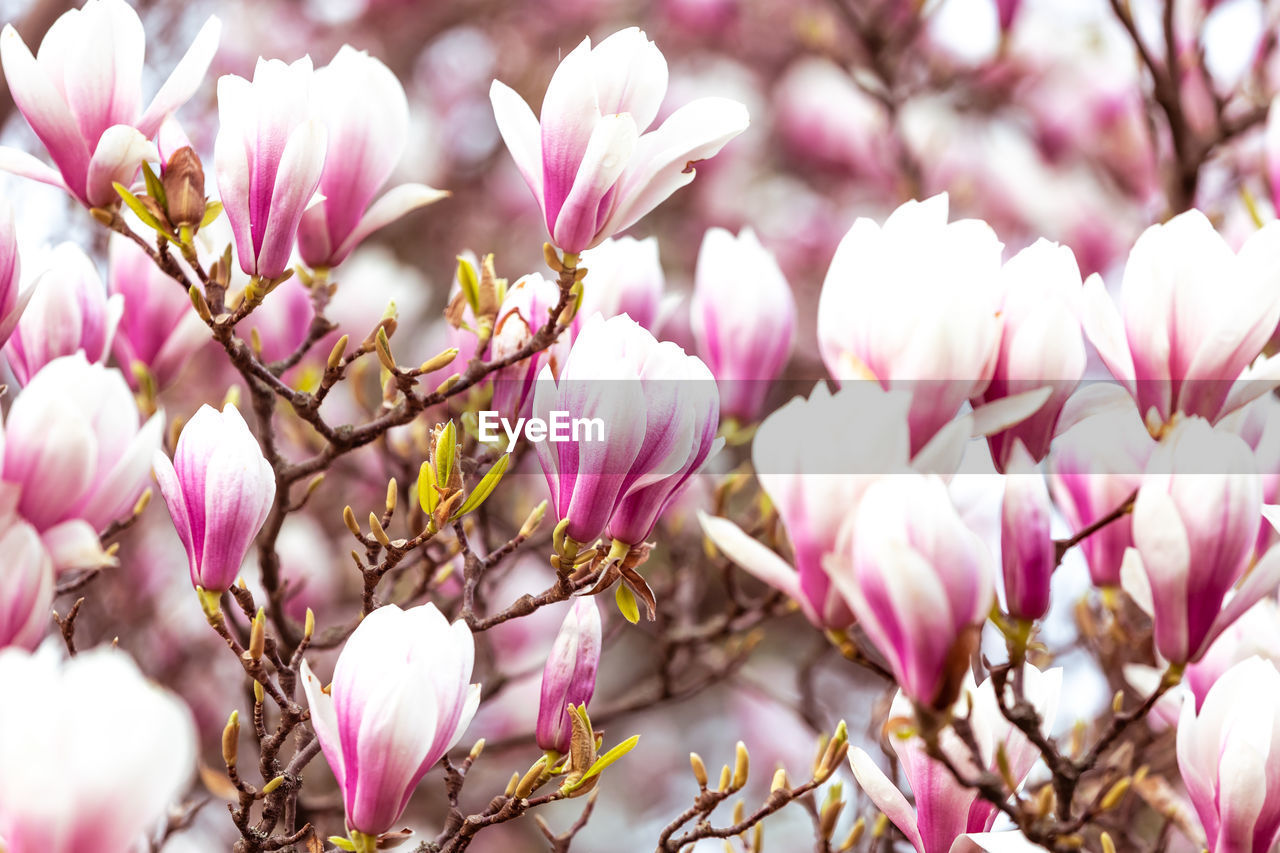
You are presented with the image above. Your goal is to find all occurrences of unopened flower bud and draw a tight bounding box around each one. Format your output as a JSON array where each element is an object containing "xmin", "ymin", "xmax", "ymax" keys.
[
  {"xmin": 536, "ymin": 599, "xmax": 602, "ymax": 754},
  {"xmin": 162, "ymin": 146, "xmax": 207, "ymax": 230}
]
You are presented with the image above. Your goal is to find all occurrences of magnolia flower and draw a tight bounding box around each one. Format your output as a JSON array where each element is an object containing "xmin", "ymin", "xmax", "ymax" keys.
[
  {"xmin": 0, "ymin": 515, "xmax": 53, "ymax": 651},
  {"xmin": 0, "ymin": 645, "xmax": 196, "ymax": 853},
  {"xmin": 153, "ymin": 403, "xmax": 275, "ymax": 594},
  {"xmin": 1177, "ymin": 656, "xmax": 1280, "ymax": 853},
  {"xmin": 0, "ymin": 0, "xmax": 220, "ymax": 207},
  {"xmin": 1122, "ymin": 418, "xmax": 1280, "ymax": 664},
  {"xmin": 1001, "ymin": 442, "xmax": 1054, "ymax": 622},
  {"xmin": 699, "ymin": 381, "xmax": 971, "ymax": 630},
  {"xmin": 576, "ymin": 236, "xmax": 665, "ymax": 334},
  {"xmin": 297, "ymin": 46, "xmax": 446, "ymax": 270},
  {"xmin": 1, "ymin": 353, "xmax": 162, "ymax": 571},
  {"xmin": 817, "ymin": 194, "xmax": 1005, "ymax": 454},
  {"xmin": 849, "ymin": 666, "xmax": 1062, "ymax": 853},
  {"xmin": 536, "ymin": 598, "xmax": 603, "ymax": 754},
  {"xmin": 533, "ymin": 313, "xmax": 720, "ymax": 547},
  {"xmin": 1048, "ymin": 385, "xmax": 1157, "ymax": 587},
  {"xmin": 301, "ymin": 603, "xmax": 480, "ymax": 844},
  {"xmin": 977, "ymin": 239, "xmax": 1087, "ymax": 470},
  {"xmin": 826, "ymin": 473, "xmax": 995, "ymax": 709},
  {"xmin": 489, "ymin": 272, "xmax": 563, "ymax": 421},
  {"xmin": 5, "ymin": 243, "xmax": 122, "ymax": 386},
  {"xmin": 215, "ymin": 57, "xmax": 327, "ymax": 279},
  {"xmin": 490, "ymin": 27, "xmax": 749, "ymax": 254},
  {"xmin": 108, "ymin": 234, "xmax": 208, "ymax": 390},
  {"xmin": 691, "ymin": 227, "xmax": 795, "ymax": 423},
  {"xmin": 1082, "ymin": 210, "xmax": 1280, "ymax": 432}
]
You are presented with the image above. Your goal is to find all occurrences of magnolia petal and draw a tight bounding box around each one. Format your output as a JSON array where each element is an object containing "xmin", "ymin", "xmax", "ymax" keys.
[
  {"xmin": 42, "ymin": 518, "xmax": 114, "ymax": 573},
  {"xmin": 1079, "ymin": 272, "xmax": 1137, "ymax": 392},
  {"xmin": 332, "ymin": 183, "xmax": 449, "ymax": 265},
  {"xmin": 603, "ymin": 97, "xmax": 749, "ymax": 238},
  {"xmin": 136, "ymin": 16, "xmax": 222, "ymax": 138},
  {"xmin": 489, "ymin": 80, "xmax": 544, "ymax": 199},
  {"xmin": 848, "ymin": 747, "xmax": 924, "ymax": 851},
  {"xmin": 697, "ymin": 511, "xmax": 812, "ymax": 619},
  {"xmin": 969, "ymin": 386, "xmax": 1051, "ymax": 437},
  {"xmin": 84, "ymin": 124, "xmax": 157, "ymax": 208}
]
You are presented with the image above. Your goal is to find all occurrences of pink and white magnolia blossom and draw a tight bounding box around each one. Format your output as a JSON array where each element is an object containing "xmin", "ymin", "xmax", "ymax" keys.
[
  {"xmin": 691, "ymin": 227, "xmax": 795, "ymax": 423},
  {"xmin": 1177, "ymin": 656, "xmax": 1280, "ymax": 853},
  {"xmin": 0, "ymin": 205, "xmax": 33, "ymax": 351},
  {"xmin": 849, "ymin": 665, "xmax": 1062, "ymax": 853},
  {"xmin": 489, "ymin": 272, "xmax": 563, "ymax": 421},
  {"xmin": 826, "ymin": 473, "xmax": 996, "ymax": 709},
  {"xmin": 1082, "ymin": 210, "xmax": 1280, "ymax": 432},
  {"xmin": 301, "ymin": 603, "xmax": 481, "ymax": 842},
  {"xmin": 0, "ymin": 645, "xmax": 196, "ymax": 853},
  {"xmin": 5, "ymin": 242, "xmax": 122, "ymax": 386},
  {"xmin": 1, "ymin": 353, "xmax": 162, "ymax": 571},
  {"xmin": 1048, "ymin": 385, "xmax": 1157, "ymax": 587},
  {"xmin": 576, "ymin": 236, "xmax": 666, "ymax": 334},
  {"xmin": 490, "ymin": 27, "xmax": 749, "ymax": 254},
  {"xmin": 1000, "ymin": 441, "xmax": 1054, "ymax": 622},
  {"xmin": 108, "ymin": 234, "xmax": 208, "ymax": 390},
  {"xmin": 532, "ymin": 313, "xmax": 720, "ymax": 546},
  {"xmin": 215, "ymin": 57, "xmax": 327, "ymax": 279},
  {"xmin": 0, "ymin": 513, "xmax": 53, "ymax": 651},
  {"xmin": 1122, "ymin": 417, "xmax": 1280, "ymax": 665},
  {"xmin": 817, "ymin": 194, "xmax": 1006, "ymax": 455},
  {"xmin": 153, "ymin": 403, "xmax": 275, "ymax": 594},
  {"xmin": 297, "ymin": 45, "xmax": 446, "ymax": 270},
  {"xmin": 536, "ymin": 598, "xmax": 603, "ymax": 754},
  {"xmin": 0, "ymin": 0, "xmax": 220, "ymax": 207},
  {"xmin": 977, "ymin": 239, "xmax": 1087, "ymax": 470},
  {"xmin": 698, "ymin": 381, "xmax": 972, "ymax": 630}
]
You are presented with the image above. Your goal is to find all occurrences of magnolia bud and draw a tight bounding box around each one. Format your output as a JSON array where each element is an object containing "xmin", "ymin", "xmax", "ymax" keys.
[{"xmin": 162, "ymin": 146, "xmax": 207, "ymax": 230}]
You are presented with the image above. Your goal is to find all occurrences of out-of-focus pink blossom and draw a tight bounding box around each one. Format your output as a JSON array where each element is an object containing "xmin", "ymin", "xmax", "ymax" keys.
[
  {"xmin": 536, "ymin": 598, "xmax": 602, "ymax": 754},
  {"xmin": 849, "ymin": 665, "xmax": 1061, "ymax": 852},
  {"xmin": 576, "ymin": 236, "xmax": 665, "ymax": 334},
  {"xmin": 817, "ymin": 194, "xmax": 1005, "ymax": 455},
  {"xmin": 1122, "ymin": 418, "xmax": 1280, "ymax": 665},
  {"xmin": 152, "ymin": 403, "xmax": 275, "ymax": 594},
  {"xmin": 1177, "ymin": 656, "xmax": 1280, "ymax": 853},
  {"xmin": 978, "ymin": 239, "xmax": 1086, "ymax": 470},
  {"xmin": 1048, "ymin": 385, "xmax": 1157, "ymax": 587},
  {"xmin": 828, "ymin": 473, "xmax": 995, "ymax": 709},
  {"xmin": 301, "ymin": 603, "xmax": 480, "ymax": 841},
  {"xmin": 214, "ymin": 57, "xmax": 327, "ymax": 279},
  {"xmin": 532, "ymin": 313, "xmax": 720, "ymax": 546},
  {"xmin": 690, "ymin": 227, "xmax": 795, "ymax": 423},
  {"xmin": 490, "ymin": 27, "xmax": 749, "ymax": 254},
  {"xmin": 1082, "ymin": 210, "xmax": 1280, "ymax": 432},
  {"xmin": 108, "ymin": 235, "xmax": 208, "ymax": 389},
  {"xmin": 0, "ymin": 0, "xmax": 220, "ymax": 207},
  {"xmin": 774, "ymin": 57, "xmax": 889, "ymax": 178},
  {"xmin": 297, "ymin": 46, "xmax": 446, "ymax": 270},
  {"xmin": 5, "ymin": 243, "xmax": 121, "ymax": 386},
  {"xmin": 0, "ymin": 514, "xmax": 53, "ymax": 651},
  {"xmin": 0, "ymin": 645, "xmax": 196, "ymax": 853},
  {"xmin": 1, "ymin": 353, "xmax": 162, "ymax": 571}
]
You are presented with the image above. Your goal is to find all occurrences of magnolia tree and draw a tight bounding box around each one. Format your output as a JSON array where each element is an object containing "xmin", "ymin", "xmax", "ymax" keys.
[{"xmin": 4, "ymin": 0, "xmax": 1280, "ymax": 851}]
